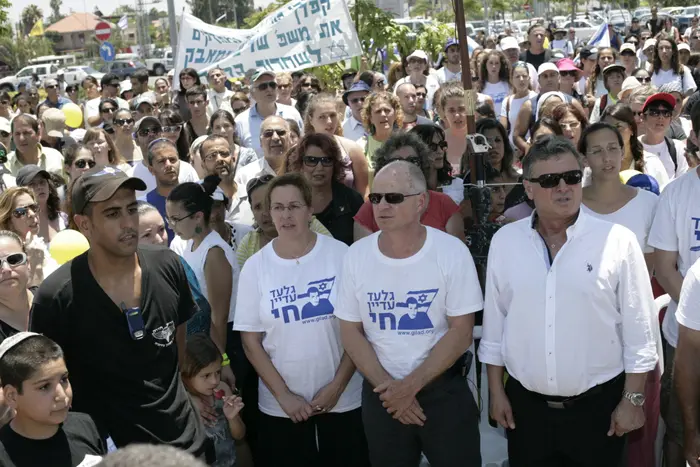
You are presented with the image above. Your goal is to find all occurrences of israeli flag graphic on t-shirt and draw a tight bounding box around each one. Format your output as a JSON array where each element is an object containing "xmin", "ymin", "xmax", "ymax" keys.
[
  {"xmin": 367, "ymin": 288, "xmax": 439, "ymax": 333},
  {"xmin": 269, "ymin": 277, "xmax": 336, "ymax": 323}
]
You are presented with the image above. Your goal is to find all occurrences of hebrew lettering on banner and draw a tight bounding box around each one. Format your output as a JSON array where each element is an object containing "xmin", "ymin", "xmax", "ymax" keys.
[{"xmin": 173, "ymin": 0, "xmax": 362, "ymax": 86}]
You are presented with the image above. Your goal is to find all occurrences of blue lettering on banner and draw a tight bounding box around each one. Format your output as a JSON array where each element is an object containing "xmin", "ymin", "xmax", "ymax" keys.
[
  {"xmin": 183, "ymin": 48, "xmax": 231, "ymax": 68},
  {"xmin": 276, "ymin": 26, "xmax": 312, "ymax": 47},
  {"xmin": 191, "ymin": 28, "xmax": 246, "ymax": 48},
  {"xmin": 269, "ymin": 277, "xmax": 336, "ymax": 324},
  {"xmin": 366, "ymin": 289, "xmax": 439, "ymax": 333},
  {"xmin": 250, "ymin": 34, "xmax": 270, "ymax": 53},
  {"xmin": 319, "ymin": 20, "xmax": 343, "ymax": 39}
]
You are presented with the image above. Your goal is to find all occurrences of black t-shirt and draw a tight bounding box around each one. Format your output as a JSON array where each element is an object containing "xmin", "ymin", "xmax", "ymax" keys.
[
  {"xmin": 519, "ymin": 49, "xmax": 552, "ymax": 71},
  {"xmin": 0, "ymin": 287, "xmax": 37, "ymax": 344},
  {"xmin": 28, "ymin": 246, "xmax": 208, "ymax": 458},
  {"xmin": 316, "ymin": 182, "xmax": 364, "ymax": 246},
  {"xmin": 0, "ymin": 412, "xmax": 106, "ymax": 466}
]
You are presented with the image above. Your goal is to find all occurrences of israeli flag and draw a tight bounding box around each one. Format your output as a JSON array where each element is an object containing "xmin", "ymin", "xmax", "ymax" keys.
[
  {"xmin": 118, "ymin": 15, "xmax": 129, "ymax": 31},
  {"xmin": 587, "ymin": 22, "xmax": 610, "ymax": 48}
]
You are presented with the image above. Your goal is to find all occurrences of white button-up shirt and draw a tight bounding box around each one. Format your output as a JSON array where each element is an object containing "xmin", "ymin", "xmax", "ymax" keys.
[
  {"xmin": 234, "ymin": 103, "xmax": 303, "ymax": 157},
  {"xmin": 341, "ymin": 115, "xmax": 366, "ymax": 143},
  {"xmin": 478, "ymin": 210, "xmax": 658, "ymax": 397}
]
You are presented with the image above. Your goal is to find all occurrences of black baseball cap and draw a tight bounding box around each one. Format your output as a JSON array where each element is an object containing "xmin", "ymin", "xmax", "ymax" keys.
[
  {"xmin": 16, "ymin": 164, "xmax": 50, "ymax": 187},
  {"xmin": 71, "ymin": 166, "xmax": 146, "ymax": 214}
]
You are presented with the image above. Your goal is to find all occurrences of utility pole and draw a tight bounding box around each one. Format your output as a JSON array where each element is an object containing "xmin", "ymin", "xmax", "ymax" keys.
[
  {"xmin": 167, "ymin": 0, "xmax": 177, "ymax": 52},
  {"xmin": 135, "ymin": 0, "xmax": 161, "ymax": 57}
]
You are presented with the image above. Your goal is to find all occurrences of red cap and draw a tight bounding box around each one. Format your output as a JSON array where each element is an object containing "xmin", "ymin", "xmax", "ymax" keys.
[{"xmin": 642, "ymin": 92, "xmax": 676, "ymax": 112}]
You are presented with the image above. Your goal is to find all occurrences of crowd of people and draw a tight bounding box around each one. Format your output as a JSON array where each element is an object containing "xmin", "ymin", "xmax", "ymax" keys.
[{"xmin": 1, "ymin": 10, "xmax": 700, "ymax": 467}]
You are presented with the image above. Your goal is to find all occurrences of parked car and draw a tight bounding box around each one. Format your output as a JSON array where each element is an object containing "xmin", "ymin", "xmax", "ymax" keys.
[
  {"xmin": 144, "ymin": 49, "xmax": 174, "ymax": 76},
  {"xmin": 98, "ymin": 59, "xmax": 147, "ymax": 79},
  {"xmin": 661, "ymin": 6, "xmax": 685, "ymax": 16},
  {"xmin": 677, "ymin": 6, "xmax": 700, "ymax": 34},
  {"xmin": 565, "ymin": 19, "xmax": 600, "ymax": 42},
  {"xmin": 63, "ymin": 66, "xmax": 105, "ymax": 82},
  {"xmin": 0, "ymin": 64, "xmax": 59, "ymax": 92}
]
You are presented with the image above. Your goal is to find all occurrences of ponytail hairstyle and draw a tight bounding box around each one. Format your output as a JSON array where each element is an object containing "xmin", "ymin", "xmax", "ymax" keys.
[{"xmin": 166, "ymin": 174, "xmax": 221, "ymax": 225}]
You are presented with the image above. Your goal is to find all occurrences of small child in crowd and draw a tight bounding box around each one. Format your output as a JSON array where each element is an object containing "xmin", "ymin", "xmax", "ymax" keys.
[
  {"xmin": 0, "ymin": 332, "xmax": 106, "ymax": 466},
  {"xmin": 182, "ymin": 333, "xmax": 245, "ymax": 467}
]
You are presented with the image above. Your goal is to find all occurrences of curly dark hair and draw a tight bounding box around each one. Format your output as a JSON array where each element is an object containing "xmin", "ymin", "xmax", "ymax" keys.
[
  {"xmin": 285, "ymin": 133, "xmax": 345, "ymax": 183},
  {"xmin": 409, "ymin": 124, "xmax": 453, "ymax": 186},
  {"xmin": 653, "ymin": 33, "xmax": 683, "ymax": 76},
  {"xmin": 292, "ymin": 74, "xmax": 322, "ymax": 98},
  {"xmin": 373, "ymin": 131, "xmax": 432, "ymax": 180},
  {"xmin": 478, "ymin": 50, "xmax": 511, "ymax": 93}
]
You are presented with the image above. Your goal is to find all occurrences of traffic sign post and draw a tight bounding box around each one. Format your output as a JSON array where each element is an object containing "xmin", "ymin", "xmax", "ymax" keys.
[
  {"xmin": 95, "ymin": 21, "xmax": 112, "ymax": 42},
  {"xmin": 100, "ymin": 41, "xmax": 116, "ymax": 62}
]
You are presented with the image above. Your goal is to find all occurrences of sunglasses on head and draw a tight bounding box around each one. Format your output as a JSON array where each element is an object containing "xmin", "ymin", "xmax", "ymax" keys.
[
  {"xmin": 114, "ymin": 118, "xmax": 135, "ymax": 126},
  {"xmin": 74, "ymin": 159, "xmax": 96, "ymax": 169},
  {"xmin": 303, "ymin": 155, "xmax": 333, "ymax": 167},
  {"xmin": 528, "ymin": 169, "xmax": 582, "ymax": 189},
  {"xmin": 368, "ymin": 192, "xmax": 421, "ymax": 204},
  {"xmin": 262, "ymin": 129, "xmax": 287, "ymax": 138},
  {"xmin": 256, "ymin": 81, "xmax": 277, "ymax": 91},
  {"xmin": 0, "ymin": 253, "xmax": 27, "ymax": 268},
  {"xmin": 138, "ymin": 128, "xmax": 161, "ymax": 136},
  {"xmin": 12, "ymin": 203, "xmax": 39, "ymax": 218},
  {"xmin": 246, "ymin": 174, "xmax": 275, "ymax": 194}
]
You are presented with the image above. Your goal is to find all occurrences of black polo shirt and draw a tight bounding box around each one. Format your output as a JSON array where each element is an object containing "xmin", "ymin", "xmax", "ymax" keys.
[
  {"xmin": 315, "ymin": 182, "xmax": 364, "ymax": 246},
  {"xmin": 29, "ymin": 245, "xmax": 208, "ymax": 458}
]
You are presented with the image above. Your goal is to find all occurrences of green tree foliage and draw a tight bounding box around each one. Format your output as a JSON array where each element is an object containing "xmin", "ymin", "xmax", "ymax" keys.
[
  {"xmin": 0, "ymin": 0, "xmax": 12, "ymax": 36},
  {"xmin": 21, "ymin": 5, "xmax": 43, "ymax": 36},
  {"xmin": 188, "ymin": 0, "xmax": 252, "ymax": 27},
  {"xmin": 48, "ymin": 0, "xmax": 64, "ymax": 25},
  {"xmin": 243, "ymin": 0, "xmax": 291, "ymax": 28},
  {"xmin": 416, "ymin": 23, "xmax": 454, "ymax": 63},
  {"xmin": 0, "ymin": 36, "xmax": 55, "ymax": 70},
  {"xmin": 112, "ymin": 5, "xmax": 136, "ymax": 15}
]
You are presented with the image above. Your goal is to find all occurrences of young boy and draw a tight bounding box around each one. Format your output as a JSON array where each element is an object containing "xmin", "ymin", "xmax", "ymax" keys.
[{"xmin": 0, "ymin": 332, "xmax": 106, "ymax": 466}]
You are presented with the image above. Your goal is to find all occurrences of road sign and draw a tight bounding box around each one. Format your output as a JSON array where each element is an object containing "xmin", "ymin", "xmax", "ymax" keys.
[
  {"xmin": 100, "ymin": 41, "xmax": 115, "ymax": 62},
  {"xmin": 95, "ymin": 21, "xmax": 112, "ymax": 41}
]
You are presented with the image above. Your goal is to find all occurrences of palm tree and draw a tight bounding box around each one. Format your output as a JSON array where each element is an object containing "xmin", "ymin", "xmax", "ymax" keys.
[
  {"xmin": 21, "ymin": 4, "xmax": 43, "ymax": 36},
  {"xmin": 49, "ymin": 0, "xmax": 63, "ymax": 24}
]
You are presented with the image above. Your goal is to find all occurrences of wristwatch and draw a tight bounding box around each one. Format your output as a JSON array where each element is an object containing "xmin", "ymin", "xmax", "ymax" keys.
[{"xmin": 623, "ymin": 390, "xmax": 646, "ymax": 407}]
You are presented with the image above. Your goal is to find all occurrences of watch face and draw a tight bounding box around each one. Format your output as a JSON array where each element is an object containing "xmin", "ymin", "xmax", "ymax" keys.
[{"xmin": 631, "ymin": 393, "xmax": 645, "ymax": 405}]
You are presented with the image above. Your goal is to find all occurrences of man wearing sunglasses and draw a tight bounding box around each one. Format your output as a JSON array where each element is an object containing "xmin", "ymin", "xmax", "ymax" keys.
[
  {"xmin": 396, "ymin": 83, "xmax": 433, "ymax": 131},
  {"xmin": 29, "ymin": 165, "xmax": 211, "ymax": 460},
  {"xmin": 40, "ymin": 78, "xmax": 71, "ymax": 110},
  {"xmin": 337, "ymin": 160, "xmax": 483, "ymax": 466},
  {"xmin": 341, "ymin": 81, "xmax": 371, "ymax": 143},
  {"xmin": 480, "ymin": 135, "xmax": 658, "ymax": 467},
  {"xmin": 86, "ymin": 73, "xmax": 130, "ymax": 128},
  {"xmin": 235, "ymin": 116, "xmax": 291, "ymax": 193},
  {"xmin": 234, "ymin": 70, "xmax": 303, "ymax": 157},
  {"xmin": 640, "ymin": 92, "xmax": 689, "ymax": 181}
]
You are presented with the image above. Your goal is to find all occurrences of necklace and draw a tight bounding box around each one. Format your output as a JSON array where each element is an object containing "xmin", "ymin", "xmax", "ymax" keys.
[{"xmin": 292, "ymin": 235, "xmax": 315, "ymax": 265}]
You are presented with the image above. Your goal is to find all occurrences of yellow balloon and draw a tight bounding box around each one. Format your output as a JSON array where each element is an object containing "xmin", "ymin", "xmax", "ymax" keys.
[
  {"xmin": 619, "ymin": 170, "xmax": 642, "ymax": 184},
  {"xmin": 49, "ymin": 229, "xmax": 90, "ymax": 265},
  {"xmin": 62, "ymin": 103, "xmax": 83, "ymax": 129}
]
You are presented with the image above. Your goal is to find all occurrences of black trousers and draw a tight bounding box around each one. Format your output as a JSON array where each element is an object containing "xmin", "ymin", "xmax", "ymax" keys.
[
  {"xmin": 256, "ymin": 407, "xmax": 370, "ymax": 467},
  {"xmin": 361, "ymin": 366, "xmax": 481, "ymax": 467},
  {"xmin": 506, "ymin": 374, "xmax": 627, "ymax": 467}
]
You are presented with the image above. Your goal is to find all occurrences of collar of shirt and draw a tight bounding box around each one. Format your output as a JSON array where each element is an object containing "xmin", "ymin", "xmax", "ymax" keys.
[
  {"xmin": 529, "ymin": 208, "xmax": 586, "ymax": 245},
  {"xmin": 9, "ymin": 144, "xmax": 46, "ymax": 170},
  {"xmin": 348, "ymin": 115, "xmax": 363, "ymax": 130},
  {"xmin": 250, "ymin": 103, "xmax": 281, "ymax": 120}
]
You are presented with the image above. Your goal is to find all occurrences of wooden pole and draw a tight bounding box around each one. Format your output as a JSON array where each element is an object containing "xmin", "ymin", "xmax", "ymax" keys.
[{"xmin": 453, "ymin": 0, "xmax": 476, "ymax": 135}]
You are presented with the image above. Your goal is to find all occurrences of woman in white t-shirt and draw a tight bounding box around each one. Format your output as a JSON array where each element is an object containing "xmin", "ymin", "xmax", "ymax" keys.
[
  {"xmin": 234, "ymin": 173, "xmax": 368, "ymax": 466},
  {"xmin": 477, "ymin": 50, "xmax": 511, "ymax": 116},
  {"xmin": 651, "ymin": 34, "xmax": 697, "ymax": 97},
  {"xmin": 500, "ymin": 62, "xmax": 537, "ymax": 149},
  {"xmin": 167, "ymin": 174, "xmax": 237, "ymax": 360}
]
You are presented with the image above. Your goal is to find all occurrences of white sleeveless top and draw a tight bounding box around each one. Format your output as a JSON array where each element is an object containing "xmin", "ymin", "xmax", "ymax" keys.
[{"xmin": 171, "ymin": 230, "xmax": 240, "ymax": 322}]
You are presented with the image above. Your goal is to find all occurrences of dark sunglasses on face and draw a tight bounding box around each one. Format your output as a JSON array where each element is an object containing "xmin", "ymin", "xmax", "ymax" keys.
[
  {"xmin": 349, "ymin": 97, "xmax": 365, "ymax": 105},
  {"xmin": 369, "ymin": 192, "xmax": 421, "ymax": 204},
  {"xmin": 162, "ymin": 125, "xmax": 182, "ymax": 133},
  {"xmin": 256, "ymin": 81, "xmax": 278, "ymax": 91},
  {"xmin": 645, "ymin": 108, "xmax": 673, "ymax": 118},
  {"xmin": 262, "ymin": 129, "xmax": 287, "ymax": 138},
  {"xmin": 114, "ymin": 118, "xmax": 135, "ymax": 126},
  {"xmin": 101, "ymin": 107, "xmax": 116, "ymax": 113},
  {"xmin": 303, "ymin": 155, "xmax": 334, "ymax": 167},
  {"xmin": 636, "ymin": 76, "xmax": 651, "ymax": 83},
  {"xmin": 74, "ymin": 159, "xmax": 96, "ymax": 169},
  {"xmin": 0, "ymin": 253, "xmax": 27, "ymax": 268},
  {"xmin": 528, "ymin": 169, "xmax": 583, "ymax": 189},
  {"xmin": 0, "ymin": 131, "xmax": 8, "ymax": 138},
  {"xmin": 13, "ymin": 203, "xmax": 40, "ymax": 218},
  {"xmin": 429, "ymin": 140, "xmax": 448, "ymax": 151},
  {"xmin": 232, "ymin": 106, "xmax": 247, "ymax": 114},
  {"xmin": 560, "ymin": 71, "xmax": 578, "ymax": 78},
  {"xmin": 138, "ymin": 128, "xmax": 161, "ymax": 137}
]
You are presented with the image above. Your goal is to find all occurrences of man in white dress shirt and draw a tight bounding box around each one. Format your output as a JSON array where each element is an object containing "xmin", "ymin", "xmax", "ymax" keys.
[
  {"xmin": 207, "ymin": 68, "xmax": 233, "ymax": 116},
  {"xmin": 479, "ymin": 135, "xmax": 659, "ymax": 467},
  {"xmin": 337, "ymin": 161, "xmax": 483, "ymax": 466},
  {"xmin": 234, "ymin": 70, "xmax": 303, "ymax": 157},
  {"xmin": 235, "ymin": 116, "xmax": 290, "ymax": 191},
  {"xmin": 341, "ymin": 82, "xmax": 370, "ymax": 143}
]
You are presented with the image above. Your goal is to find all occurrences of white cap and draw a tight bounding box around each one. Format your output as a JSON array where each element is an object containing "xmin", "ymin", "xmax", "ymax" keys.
[
  {"xmin": 620, "ymin": 43, "xmax": 636, "ymax": 54},
  {"xmin": 407, "ymin": 50, "xmax": 429, "ymax": 61},
  {"xmin": 679, "ymin": 43, "xmax": 691, "ymax": 52},
  {"xmin": 0, "ymin": 332, "xmax": 41, "ymax": 362},
  {"xmin": 619, "ymin": 76, "xmax": 642, "ymax": 100},
  {"xmin": 120, "ymin": 80, "xmax": 132, "ymax": 93},
  {"xmin": 644, "ymin": 38, "xmax": 657, "ymax": 50},
  {"xmin": 537, "ymin": 62, "xmax": 559, "ymax": 75},
  {"xmin": 500, "ymin": 36, "xmax": 519, "ymax": 51},
  {"xmin": 0, "ymin": 117, "xmax": 9, "ymax": 134}
]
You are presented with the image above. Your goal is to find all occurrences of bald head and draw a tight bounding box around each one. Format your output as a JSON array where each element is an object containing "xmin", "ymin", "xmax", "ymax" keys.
[{"xmin": 374, "ymin": 160, "xmax": 427, "ymax": 193}]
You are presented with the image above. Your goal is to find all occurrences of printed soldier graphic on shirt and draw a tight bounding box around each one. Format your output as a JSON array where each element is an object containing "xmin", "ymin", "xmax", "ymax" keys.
[
  {"xmin": 367, "ymin": 289, "xmax": 438, "ymax": 334},
  {"xmin": 269, "ymin": 277, "xmax": 336, "ymax": 324}
]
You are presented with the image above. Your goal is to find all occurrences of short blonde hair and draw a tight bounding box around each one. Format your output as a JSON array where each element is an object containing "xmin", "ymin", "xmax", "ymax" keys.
[
  {"xmin": 276, "ymin": 72, "xmax": 292, "ymax": 86},
  {"xmin": 361, "ymin": 92, "xmax": 404, "ymax": 135},
  {"xmin": 0, "ymin": 187, "xmax": 37, "ymax": 233}
]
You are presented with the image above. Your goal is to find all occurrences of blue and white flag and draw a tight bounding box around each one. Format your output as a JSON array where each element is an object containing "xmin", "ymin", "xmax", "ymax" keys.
[
  {"xmin": 587, "ymin": 22, "xmax": 610, "ymax": 48},
  {"xmin": 118, "ymin": 15, "xmax": 129, "ymax": 31}
]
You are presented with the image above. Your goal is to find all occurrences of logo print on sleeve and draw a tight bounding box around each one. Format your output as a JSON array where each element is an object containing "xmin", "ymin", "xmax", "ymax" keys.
[
  {"xmin": 269, "ymin": 277, "xmax": 336, "ymax": 324},
  {"xmin": 692, "ymin": 217, "xmax": 700, "ymax": 252},
  {"xmin": 367, "ymin": 288, "xmax": 438, "ymax": 333}
]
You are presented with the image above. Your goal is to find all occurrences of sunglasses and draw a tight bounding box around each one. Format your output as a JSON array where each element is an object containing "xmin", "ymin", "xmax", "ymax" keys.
[
  {"xmin": 74, "ymin": 159, "xmax": 96, "ymax": 169},
  {"xmin": 12, "ymin": 203, "xmax": 40, "ymax": 218},
  {"xmin": 0, "ymin": 253, "xmax": 27, "ymax": 268},
  {"xmin": 0, "ymin": 131, "xmax": 8, "ymax": 138},
  {"xmin": 138, "ymin": 128, "xmax": 161, "ymax": 136},
  {"xmin": 645, "ymin": 108, "xmax": 673, "ymax": 118},
  {"xmin": 114, "ymin": 118, "xmax": 135, "ymax": 126},
  {"xmin": 349, "ymin": 97, "xmax": 366, "ymax": 105},
  {"xmin": 255, "ymin": 81, "xmax": 278, "ymax": 91},
  {"xmin": 528, "ymin": 169, "xmax": 582, "ymax": 189},
  {"xmin": 369, "ymin": 192, "xmax": 421, "ymax": 204},
  {"xmin": 101, "ymin": 107, "xmax": 116, "ymax": 113},
  {"xmin": 635, "ymin": 76, "xmax": 651, "ymax": 83},
  {"xmin": 203, "ymin": 150, "xmax": 231, "ymax": 162},
  {"xmin": 162, "ymin": 125, "xmax": 182, "ymax": 133},
  {"xmin": 262, "ymin": 129, "xmax": 287, "ymax": 138},
  {"xmin": 246, "ymin": 174, "xmax": 275, "ymax": 194},
  {"xmin": 232, "ymin": 106, "xmax": 247, "ymax": 114},
  {"xmin": 45, "ymin": 85, "xmax": 57, "ymax": 90},
  {"xmin": 303, "ymin": 155, "xmax": 333, "ymax": 167},
  {"xmin": 560, "ymin": 71, "xmax": 578, "ymax": 78},
  {"xmin": 429, "ymin": 140, "xmax": 448, "ymax": 151}
]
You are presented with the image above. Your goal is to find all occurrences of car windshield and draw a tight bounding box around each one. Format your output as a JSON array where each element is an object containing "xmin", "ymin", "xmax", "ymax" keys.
[{"xmin": 80, "ymin": 66, "xmax": 99, "ymax": 73}]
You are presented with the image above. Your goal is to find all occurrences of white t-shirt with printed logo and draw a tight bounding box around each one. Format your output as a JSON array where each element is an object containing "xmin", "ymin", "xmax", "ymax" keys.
[
  {"xmin": 334, "ymin": 226, "xmax": 483, "ymax": 380},
  {"xmin": 233, "ymin": 234, "xmax": 362, "ymax": 418},
  {"xmin": 647, "ymin": 167, "xmax": 700, "ymax": 347},
  {"xmin": 482, "ymin": 81, "xmax": 510, "ymax": 116},
  {"xmin": 435, "ymin": 66, "xmax": 462, "ymax": 85},
  {"xmin": 651, "ymin": 66, "xmax": 697, "ymax": 95},
  {"xmin": 676, "ymin": 257, "xmax": 700, "ymax": 331}
]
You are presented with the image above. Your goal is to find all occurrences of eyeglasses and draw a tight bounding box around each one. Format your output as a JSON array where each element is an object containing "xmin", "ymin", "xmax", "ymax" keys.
[
  {"xmin": 277, "ymin": 84, "xmax": 290, "ymax": 90},
  {"xmin": 0, "ymin": 253, "xmax": 27, "ymax": 268},
  {"xmin": 349, "ymin": 97, "xmax": 366, "ymax": 105},
  {"xmin": 74, "ymin": 159, "xmax": 96, "ymax": 169},
  {"xmin": 114, "ymin": 118, "xmax": 135, "ymax": 126},
  {"xmin": 270, "ymin": 202, "xmax": 305, "ymax": 213},
  {"xmin": 138, "ymin": 128, "xmax": 161, "ymax": 137},
  {"xmin": 528, "ymin": 169, "xmax": 583, "ymax": 188},
  {"xmin": 645, "ymin": 108, "xmax": 673, "ymax": 119},
  {"xmin": 429, "ymin": 140, "xmax": 448, "ymax": 152},
  {"xmin": 12, "ymin": 203, "xmax": 40, "ymax": 218},
  {"xmin": 262, "ymin": 129, "xmax": 287, "ymax": 138},
  {"xmin": 204, "ymin": 150, "xmax": 231, "ymax": 162},
  {"xmin": 559, "ymin": 71, "xmax": 578, "ymax": 78},
  {"xmin": 166, "ymin": 211, "xmax": 196, "ymax": 226},
  {"xmin": 255, "ymin": 81, "xmax": 277, "ymax": 91},
  {"xmin": 162, "ymin": 125, "xmax": 182, "ymax": 133},
  {"xmin": 246, "ymin": 174, "xmax": 274, "ymax": 194},
  {"xmin": 303, "ymin": 155, "xmax": 334, "ymax": 167},
  {"xmin": 369, "ymin": 192, "xmax": 421, "ymax": 204},
  {"xmin": 101, "ymin": 107, "xmax": 116, "ymax": 113}
]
